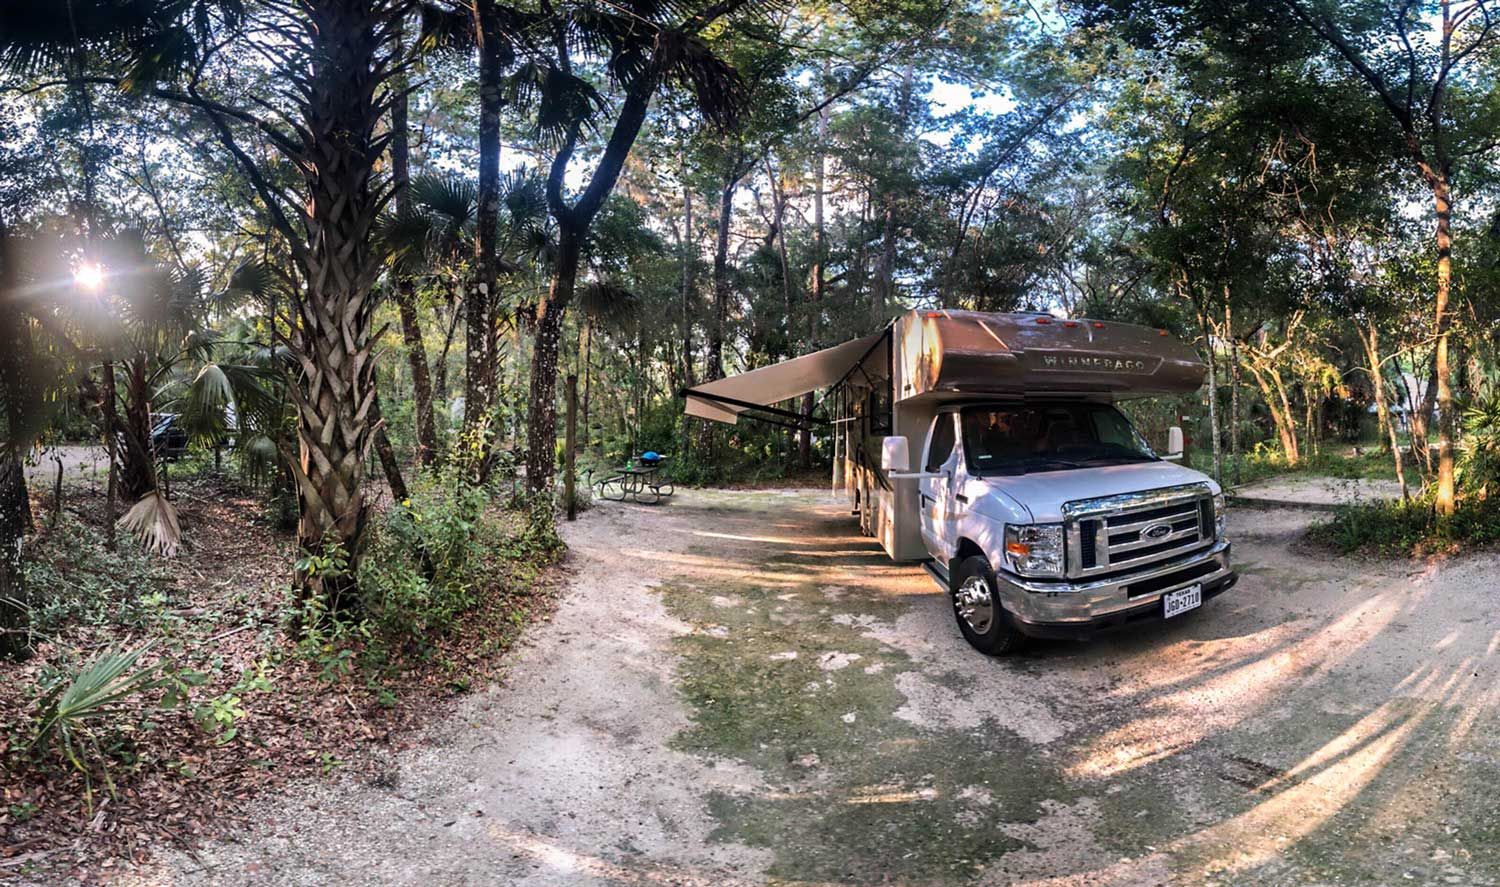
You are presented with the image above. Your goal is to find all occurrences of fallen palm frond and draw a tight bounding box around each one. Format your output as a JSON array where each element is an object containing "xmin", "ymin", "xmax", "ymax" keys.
[{"xmin": 118, "ymin": 490, "xmax": 182, "ymax": 557}]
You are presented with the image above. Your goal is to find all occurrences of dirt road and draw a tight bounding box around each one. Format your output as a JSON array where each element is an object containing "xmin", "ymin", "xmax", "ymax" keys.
[{"xmin": 135, "ymin": 488, "xmax": 1500, "ymax": 886}]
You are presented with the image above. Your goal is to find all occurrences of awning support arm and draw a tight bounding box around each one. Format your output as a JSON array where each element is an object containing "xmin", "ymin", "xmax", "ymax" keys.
[
  {"xmin": 810, "ymin": 322, "xmax": 893, "ymax": 417},
  {"xmin": 678, "ymin": 388, "xmax": 833, "ymax": 427}
]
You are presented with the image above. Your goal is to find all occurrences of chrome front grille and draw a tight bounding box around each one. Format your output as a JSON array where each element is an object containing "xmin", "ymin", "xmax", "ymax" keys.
[{"xmin": 1065, "ymin": 484, "xmax": 1214, "ymax": 578}]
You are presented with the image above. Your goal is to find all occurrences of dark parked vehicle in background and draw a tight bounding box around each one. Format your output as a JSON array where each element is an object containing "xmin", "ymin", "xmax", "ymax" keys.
[{"xmin": 149, "ymin": 413, "xmax": 190, "ymax": 461}]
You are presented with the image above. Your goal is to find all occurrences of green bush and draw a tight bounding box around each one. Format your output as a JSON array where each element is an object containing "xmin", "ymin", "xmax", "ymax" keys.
[
  {"xmin": 1459, "ymin": 387, "xmax": 1500, "ymax": 497},
  {"xmin": 355, "ymin": 461, "xmax": 493, "ymax": 649},
  {"xmin": 23, "ymin": 515, "xmax": 174, "ymax": 640},
  {"xmin": 1308, "ymin": 493, "xmax": 1500, "ymax": 555}
]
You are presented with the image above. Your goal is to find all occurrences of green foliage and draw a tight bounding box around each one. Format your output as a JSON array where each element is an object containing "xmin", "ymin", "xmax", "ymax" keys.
[
  {"xmin": 31, "ymin": 644, "xmax": 163, "ymax": 804},
  {"xmin": 1459, "ymin": 387, "xmax": 1500, "ymax": 497},
  {"xmin": 1309, "ymin": 494, "xmax": 1500, "ymax": 556},
  {"xmin": 22, "ymin": 514, "xmax": 174, "ymax": 640},
  {"xmin": 354, "ymin": 462, "xmax": 495, "ymax": 653}
]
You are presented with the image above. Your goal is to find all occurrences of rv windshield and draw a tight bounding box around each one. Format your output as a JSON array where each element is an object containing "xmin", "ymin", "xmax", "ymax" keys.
[{"xmin": 961, "ymin": 402, "xmax": 1157, "ymax": 476}]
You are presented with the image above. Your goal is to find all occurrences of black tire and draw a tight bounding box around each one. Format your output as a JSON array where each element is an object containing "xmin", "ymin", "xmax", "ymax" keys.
[{"xmin": 950, "ymin": 555, "xmax": 1027, "ymax": 656}]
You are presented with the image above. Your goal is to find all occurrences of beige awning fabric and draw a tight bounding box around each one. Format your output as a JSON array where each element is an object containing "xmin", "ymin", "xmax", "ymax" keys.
[{"xmin": 685, "ymin": 331, "xmax": 888, "ymax": 426}]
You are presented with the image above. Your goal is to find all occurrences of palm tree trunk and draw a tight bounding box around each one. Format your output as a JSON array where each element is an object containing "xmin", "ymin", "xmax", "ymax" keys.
[
  {"xmin": 286, "ymin": 0, "xmax": 388, "ymax": 610},
  {"xmin": 99, "ymin": 361, "xmax": 120, "ymax": 551},
  {"xmin": 118, "ymin": 357, "xmax": 159, "ymax": 502}
]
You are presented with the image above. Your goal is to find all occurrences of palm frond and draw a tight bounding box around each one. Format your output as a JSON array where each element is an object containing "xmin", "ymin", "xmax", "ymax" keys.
[
  {"xmin": 32, "ymin": 643, "xmax": 161, "ymax": 768},
  {"xmin": 578, "ymin": 281, "xmax": 641, "ymax": 331},
  {"xmin": 417, "ymin": 1, "xmax": 475, "ymax": 53},
  {"xmin": 118, "ymin": 490, "xmax": 183, "ymax": 557},
  {"xmin": 213, "ymin": 259, "xmax": 276, "ymax": 312},
  {"xmin": 174, "ymin": 361, "xmax": 280, "ymax": 445}
]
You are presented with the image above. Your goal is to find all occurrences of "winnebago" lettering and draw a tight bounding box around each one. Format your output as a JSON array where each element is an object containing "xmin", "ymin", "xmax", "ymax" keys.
[{"xmin": 1036, "ymin": 352, "xmax": 1150, "ymax": 373}]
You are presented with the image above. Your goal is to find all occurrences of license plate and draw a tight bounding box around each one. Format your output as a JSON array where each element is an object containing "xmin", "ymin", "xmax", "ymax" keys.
[{"xmin": 1163, "ymin": 584, "xmax": 1202, "ymax": 619}]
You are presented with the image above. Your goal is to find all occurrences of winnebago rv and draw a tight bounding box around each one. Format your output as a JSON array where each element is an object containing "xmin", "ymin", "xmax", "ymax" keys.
[{"xmin": 683, "ymin": 309, "xmax": 1236, "ymax": 655}]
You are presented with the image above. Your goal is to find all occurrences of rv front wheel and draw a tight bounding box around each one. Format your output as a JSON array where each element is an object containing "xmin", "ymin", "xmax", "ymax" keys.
[{"xmin": 951, "ymin": 556, "xmax": 1026, "ymax": 656}]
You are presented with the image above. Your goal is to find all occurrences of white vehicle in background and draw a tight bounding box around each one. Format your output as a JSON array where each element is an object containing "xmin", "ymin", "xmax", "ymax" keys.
[{"xmin": 684, "ymin": 309, "xmax": 1236, "ymax": 655}]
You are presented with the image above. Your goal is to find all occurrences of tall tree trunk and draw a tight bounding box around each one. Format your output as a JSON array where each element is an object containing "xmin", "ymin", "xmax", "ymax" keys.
[
  {"xmin": 1246, "ymin": 360, "xmax": 1299, "ymax": 465},
  {"xmin": 117, "ymin": 357, "xmax": 159, "ymax": 502},
  {"xmin": 525, "ymin": 230, "xmax": 581, "ymax": 495},
  {"xmin": 679, "ymin": 181, "xmax": 696, "ymax": 460},
  {"xmin": 1415, "ymin": 354, "xmax": 1437, "ymax": 475},
  {"xmin": 464, "ymin": 0, "xmax": 506, "ymax": 466},
  {"xmin": 100, "ymin": 361, "xmax": 120, "ymax": 551},
  {"xmin": 287, "ymin": 0, "xmax": 388, "ymax": 609},
  {"xmin": 1358, "ymin": 322, "xmax": 1408, "ymax": 500},
  {"xmin": 875, "ymin": 197, "xmax": 896, "ymax": 330},
  {"xmin": 1198, "ymin": 308, "xmax": 1222, "ymax": 484},
  {"xmin": 1431, "ymin": 171, "xmax": 1456, "ymax": 514},
  {"xmin": 1226, "ymin": 302, "xmax": 1242, "ymax": 487},
  {"xmin": 434, "ymin": 290, "xmax": 461, "ymax": 404},
  {"xmin": 371, "ymin": 393, "xmax": 409, "ymax": 504},
  {"xmin": 707, "ymin": 167, "xmax": 738, "ymax": 385},
  {"xmin": 0, "ymin": 452, "xmax": 27, "ymax": 662},
  {"xmin": 699, "ymin": 168, "xmax": 739, "ymax": 457},
  {"xmin": 581, "ymin": 321, "xmax": 592, "ymax": 451},
  {"xmin": 803, "ymin": 101, "xmax": 829, "ymax": 470},
  {"xmin": 526, "ymin": 78, "xmax": 655, "ymax": 498},
  {"xmin": 0, "ymin": 217, "xmax": 33, "ymax": 660},
  {"xmin": 389, "ymin": 28, "xmax": 438, "ymax": 467}
]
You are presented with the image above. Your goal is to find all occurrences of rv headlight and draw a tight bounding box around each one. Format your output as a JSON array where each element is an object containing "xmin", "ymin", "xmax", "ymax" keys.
[
  {"xmin": 1213, "ymin": 492, "xmax": 1226, "ymax": 540},
  {"xmin": 1004, "ymin": 523, "xmax": 1065, "ymax": 578}
]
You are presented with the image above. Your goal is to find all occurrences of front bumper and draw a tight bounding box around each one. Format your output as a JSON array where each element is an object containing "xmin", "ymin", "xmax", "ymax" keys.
[{"xmin": 995, "ymin": 540, "xmax": 1235, "ymax": 640}]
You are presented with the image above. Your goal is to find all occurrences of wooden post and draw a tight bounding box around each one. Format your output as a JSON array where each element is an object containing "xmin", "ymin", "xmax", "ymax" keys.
[{"xmin": 565, "ymin": 373, "xmax": 578, "ymax": 522}]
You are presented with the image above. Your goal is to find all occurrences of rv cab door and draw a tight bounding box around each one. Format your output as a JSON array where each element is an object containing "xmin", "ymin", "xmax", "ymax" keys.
[{"xmin": 918, "ymin": 413, "xmax": 960, "ymax": 561}]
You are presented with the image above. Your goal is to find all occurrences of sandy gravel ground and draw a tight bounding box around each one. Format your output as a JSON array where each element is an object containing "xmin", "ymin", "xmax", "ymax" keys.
[
  {"xmin": 1232, "ymin": 475, "xmax": 1416, "ymax": 507},
  {"xmin": 23, "ymin": 445, "xmax": 109, "ymax": 487},
  {"xmin": 122, "ymin": 488, "xmax": 1499, "ymax": 886}
]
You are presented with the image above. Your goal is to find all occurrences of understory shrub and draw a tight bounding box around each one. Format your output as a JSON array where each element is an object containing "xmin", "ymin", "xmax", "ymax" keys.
[
  {"xmin": 1459, "ymin": 386, "xmax": 1500, "ymax": 497},
  {"xmin": 355, "ymin": 462, "xmax": 494, "ymax": 649},
  {"xmin": 1307, "ymin": 493, "xmax": 1500, "ymax": 555},
  {"xmin": 23, "ymin": 514, "xmax": 173, "ymax": 641}
]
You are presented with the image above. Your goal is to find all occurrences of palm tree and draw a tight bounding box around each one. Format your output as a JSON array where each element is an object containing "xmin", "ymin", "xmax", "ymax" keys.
[
  {"xmin": 521, "ymin": 0, "xmax": 754, "ymax": 497},
  {"xmin": 1, "ymin": 0, "xmax": 424, "ymax": 607},
  {"xmin": 377, "ymin": 170, "xmax": 549, "ymax": 460}
]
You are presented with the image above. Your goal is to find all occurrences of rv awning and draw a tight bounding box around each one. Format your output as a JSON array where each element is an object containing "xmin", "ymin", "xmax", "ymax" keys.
[{"xmin": 684, "ymin": 331, "xmax": 889, "ymax": 426}]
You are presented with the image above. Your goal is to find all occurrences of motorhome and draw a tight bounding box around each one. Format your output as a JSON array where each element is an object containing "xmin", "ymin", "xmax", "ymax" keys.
[{"xmin": 683, "ymin": 309, "xmax": 1237, "ymax": 655}]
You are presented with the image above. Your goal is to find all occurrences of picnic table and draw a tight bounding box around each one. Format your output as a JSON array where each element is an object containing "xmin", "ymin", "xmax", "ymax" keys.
[{"xmin": 591, "ymin": 461, "xmax": 674, "ymax": 505}]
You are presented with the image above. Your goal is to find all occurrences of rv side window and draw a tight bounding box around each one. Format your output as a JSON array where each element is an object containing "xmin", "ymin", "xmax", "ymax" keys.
[{"xmin": 925, "ymin": 414, "xmax": 957, "ymax": 472}]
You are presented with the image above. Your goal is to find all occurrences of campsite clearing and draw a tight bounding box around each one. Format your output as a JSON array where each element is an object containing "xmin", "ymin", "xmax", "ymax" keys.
[{"xmin": 133, "ymin": 489, "xmax": 1500, "ymax": 887}]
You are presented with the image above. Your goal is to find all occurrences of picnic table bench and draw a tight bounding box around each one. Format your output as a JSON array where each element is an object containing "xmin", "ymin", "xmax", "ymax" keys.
[{"xmin": 590, "ymin": 461, "xmax": 674, "ymax": 505}]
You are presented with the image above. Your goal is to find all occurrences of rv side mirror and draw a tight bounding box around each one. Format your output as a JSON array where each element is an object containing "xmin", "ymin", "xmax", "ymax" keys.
[
  {"xmin": 881, "ymin": 436, "xmax": 910, "ymax": 473},
  {"xmin": 1164, "ymin": 426, "xmax": 1185, "ymax": 462}
]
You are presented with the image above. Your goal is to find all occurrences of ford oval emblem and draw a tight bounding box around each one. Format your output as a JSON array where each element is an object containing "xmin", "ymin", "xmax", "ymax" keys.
[{"xmin": 1143, "ymin": 522, "xmax": 1173, "ymax": 540}]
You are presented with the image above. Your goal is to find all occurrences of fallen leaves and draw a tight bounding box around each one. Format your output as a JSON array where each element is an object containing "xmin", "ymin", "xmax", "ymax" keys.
[{"xmin": 0, "ymin": 475, "xmax": 563, "ymax": 881}]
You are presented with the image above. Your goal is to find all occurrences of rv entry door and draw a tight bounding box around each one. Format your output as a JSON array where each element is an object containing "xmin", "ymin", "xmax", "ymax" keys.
[{"xmin": 918, "ymin": 413, "xmax": 959, "ymax": 561}]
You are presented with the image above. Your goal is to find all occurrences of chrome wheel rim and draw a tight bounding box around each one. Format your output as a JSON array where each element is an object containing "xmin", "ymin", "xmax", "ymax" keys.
[{"xmin": 955, "ymin": 575, "xmax": 995, "ymax": 634}]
